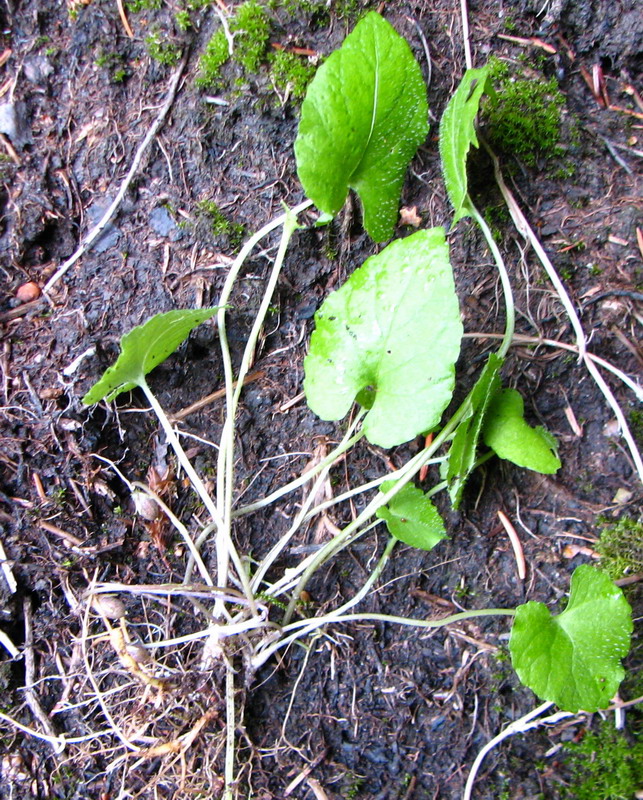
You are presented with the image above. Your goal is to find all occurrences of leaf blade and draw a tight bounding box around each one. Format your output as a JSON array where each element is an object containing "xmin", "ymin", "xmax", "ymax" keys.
[
  {"xmin": 295, "ymin": 11, "xmax": 428, "ymax": 241},
  {"xmin": 439, "ymin": 65, "xmax": 492, "ymax": 224},
  {"xmin": 482, "ymin": 388, "xmax": 561, "ymax": 473},
  {"xmin": 376, "ymin": 481, "xmax": 447, "ymax": 551},
  {"xmin": 509, "ymin": 565, "xmax": 632, "ymax": 712},
  {"xmin": 304, "ymin": 228, "xmax": 463, "ymax": 448},
  {"xmin": 82, "ymin": 308, "xmax": 218, "ymax": 404},
  {"xmin": 444, "ymin": 353, "xmax": 504, "ymax": 508}
]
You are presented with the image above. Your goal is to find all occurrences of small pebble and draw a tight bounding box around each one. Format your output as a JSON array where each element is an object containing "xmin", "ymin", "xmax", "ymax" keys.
[
  {"xmin": 92, "ymin": 594, "xmax": 126, "ymax": 620},
  {"xmin": 16, "ymin": 281, "xmax": 41, "ymax": 303}
]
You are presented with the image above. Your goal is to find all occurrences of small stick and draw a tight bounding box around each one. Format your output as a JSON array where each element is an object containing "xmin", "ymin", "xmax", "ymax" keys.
[
  {"xmin": 0, "ymin": 538, "xmax": 17, "ymax": 594},
  {"xmin": 115, "ymin": 0, "xmax": 134, "ymax": 37},
  {"xmin": 497, "ymin": 509, "xmax": 526, "ymax": 580},
  {"xmin": 170, "ymin": 370, "xmax": 264, "ymax": 421},
  {"xmin": 23, "ymin": 597, "xmax": 63, "ymax": 752},
  {"xmin": 0, "ymin": 629, "xmax": 19, "ymax": 658},
  {"xmin": 38, "ymin": 520, "xmax": 84, "ymax": 547},
  {"xmin": 459, "ymin": 0, "xmax": 473, "ymax": 70},
  {"xmin": 44, "ymin": 51, "xmax": 188, "ymax": 295}
]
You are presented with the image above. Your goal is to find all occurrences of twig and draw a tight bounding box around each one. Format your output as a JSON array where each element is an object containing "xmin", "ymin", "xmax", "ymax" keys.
[
  {"xmin": 115, "ymin": 0, "xmax": 134, "ymax": 38},
  {"xmin": 22, "ymin": 597, "xmax": 63, "ymax": 753},
  {"xmin": 170, "ymin": 369, "xmax": 264, "ymax": 421},
  {"xmin": 459, "ymin": 0, "xmax": 473, "ymax": 70},
  {"xmin": 0, "ymin": 537, "xmax": 17, "ymax": 593},
  {"xmin": 497, "ymin": 510, "xmax": 526, "ymax": 580},
  {"xmin": 0, "ymin": 630, "xmax": 19, "ymax": 659},
  {"xmin": 44, "ymin": 51, "xmax": 189, "ymax": 295}
]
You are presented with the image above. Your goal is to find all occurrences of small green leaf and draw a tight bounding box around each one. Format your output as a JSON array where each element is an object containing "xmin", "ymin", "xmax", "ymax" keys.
[
  {"xmin": 295, "ymin": 11, "xmax": 428, "ymax": 242},
  {"xmin": 82, "ymin": 308, "xmax": 218, "ymax": 404},
  {"xmin": 439, "ymin": 65, "xmax": 492, "ymax": 224},
  {"xmin": 482, "ymin": 388, "xmax": 561, "ymax": 473},
  {"xmin": 445, "ymin": 353, "xmax": 504, "ymax": 508},
  {"xmin": 304, "ymin": 229, "xmax": 462, "ymax": 448},
  {"xmin": 509, "ymin": 565, "xmax": 633, "ymax": 712},
  {"xmin": 376, "ymin": 481, "xmax": 447, "ymax": 551}
]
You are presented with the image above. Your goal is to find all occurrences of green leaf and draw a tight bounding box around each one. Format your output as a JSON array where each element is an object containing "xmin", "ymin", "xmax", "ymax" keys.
[
  {"xmin": 376, "ymin": 481, "xmax": 447, "ymax": 551},
  {"xmin": 482, "ymin": 388, "xmax": 561, "ymax": 473},
  {"xmin": 304, "ymin": 229, "xmax": 462, "ymax": 448},
  {"xmin": 439, "ymin": 65, "xmax": 492, "ymax": 224},
  {"xmin": 82, "ymin": 308, "xmax": 218, "ymax": 404},
  {"xmin": 509, "ymin": 565, "xmax": 633, "ymax": 712},
  {"xmin": 295, "ymin": 11, "xmax": 428, "ymax": 242},
  {"xmin": 444, "ymin": 353, "xmax": 504, "ymax": 508}
]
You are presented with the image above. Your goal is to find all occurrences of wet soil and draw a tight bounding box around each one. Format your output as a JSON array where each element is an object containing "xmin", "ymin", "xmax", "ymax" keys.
[{"xmin": 0, "ymin": 0, "xmax": 641, "ymax": 798}]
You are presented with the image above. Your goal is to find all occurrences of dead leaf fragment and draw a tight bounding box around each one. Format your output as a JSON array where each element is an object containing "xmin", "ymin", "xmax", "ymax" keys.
[
  {"xmin": 399, "ymin": 206, "xmax": 422, "ymax": 227},
  {"xmin": 563, "ymin": 543, "xmax": 600, "ymax": 559}
]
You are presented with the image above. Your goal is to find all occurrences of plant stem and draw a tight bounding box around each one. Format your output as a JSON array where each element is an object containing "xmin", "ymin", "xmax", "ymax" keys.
[
  {"xmin": 233, "ymin": 416, "xmax": 366, "ymax": 518},
  {"xmin": 254, "ymin": 606, "xmax": 515, "ymax": 670},
  {"xmin": 468, "ymin": 200, "xmax": 515, "ymax": 359},
  {"xmin": 223, "ymin": 662, "xmax": 236, "ymax": 800},
  {"xmin": 140, "ymin": 380, "xmax": 224, "ymax": 530},
  {"xmin": 282, "ymin": 402, "xmax": 470, "ymax": 623},
  {"xmin": 215, "ymin": 201, "xmax": 312, "ymax": 602}
]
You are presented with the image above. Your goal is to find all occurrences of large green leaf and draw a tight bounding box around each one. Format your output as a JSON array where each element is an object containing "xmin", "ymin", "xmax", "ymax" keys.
[
  {"xmin": 445, "ymin": 353, "xmax": 504, "ymax": 508},
  {"xmin": 376, "ymin": 481, "xmax": 447, "ymax": 551},
  {"xmin": 295, "ymin": 12, "xmax": 428, "ymax": 242},
  {"xmin": 482, "ymin": 388, "xmax": 560, "ymax": 473},
  {"xmin": 509, "ymin": 565, "xmax": 632, "ymax": 712},
  {"xmin": 82, "ymin": 308, "xmax": 218, "ymax": 404},
  {"xmin": 304, "ymin": 229, "xmax": 462, "ymax": 448},
  {"xmin": 439, "ymin": 65, "xmax": 492, "ymax": 224}
]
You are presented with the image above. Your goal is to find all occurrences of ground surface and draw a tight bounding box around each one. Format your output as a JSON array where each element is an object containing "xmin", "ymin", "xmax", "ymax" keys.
[{"xmin": 0, "ymin": 0, "xmax": 641, "ymax": 798}]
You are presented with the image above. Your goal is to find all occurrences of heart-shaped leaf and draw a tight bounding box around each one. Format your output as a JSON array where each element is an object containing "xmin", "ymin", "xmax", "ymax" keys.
[
  {"xmin": 376, "ymin": 481, "xmax": 447, "ymax": 551},
  {"xmin": 304, "ymin": 229, "xmax": 462, "ymax": 448},
  {"xmin": 444, "ymin": 353, "xmax": 504, "ymax": 508},
  {"xmin": 509, "ymin": 565, "xmax": 632, "ymax": 712},
  {"xmin": 482, "ymin": 388, "xmax": 561, "ymax": 473},
  {"xmin": 439, "ymin": 65, "xmax": 493, "ymax": 224},
  {"xmin": 82, "ymin": 308, "xmax": 218, "ymax": 404},
  {"xmin": 295, "ymin": 11, "xmax": 428, "ymax": 242}
]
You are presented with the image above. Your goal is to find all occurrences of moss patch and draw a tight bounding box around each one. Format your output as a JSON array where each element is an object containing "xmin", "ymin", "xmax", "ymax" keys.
[
  {"xmin": 484, "ymin": 58, "xmax": 566, "ymax": 166},
  {"xmin": 596, "ymin": 516, "xmax": 643, "ymax": 580},
  {"xmin": 563, "ymin": 721, "xmax": 643, "ymax": 800},
  {"xmin": 270, "ymin": 50, "xmax": 316, "ymax": 99},
  {"xmin": 197, "ymin": 200, "xmax": 245, "ymax": 249}
]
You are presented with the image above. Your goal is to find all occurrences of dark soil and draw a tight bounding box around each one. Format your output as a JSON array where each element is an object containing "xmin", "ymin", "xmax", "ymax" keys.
[{"xmin": 0, "ymin": 0, "xmax": 641, "ymax": 799}]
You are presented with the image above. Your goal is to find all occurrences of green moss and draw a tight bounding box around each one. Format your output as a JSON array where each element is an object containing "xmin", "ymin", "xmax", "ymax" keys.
[
  {"xmin": 270, "ymin": 50, "xmax": 316, "ymax": 100},
  {"xmin": 175, "ymin": 9, "xmax": 192, "ymax": 30},
  {"xmin": 127, "ymin": 0, "xmax": 162, "ymax": 11},
  {"xmin": 196, "ymin": 29, "xmax": 230, "ymax": 88},
  {"xmin": 564, "ymin": 721, "xmax": 643, "ymax": 800},
  {"xmin": 232, "ymin": 1, "xmax": 271, "ymax": 72},
  {"xmin": 630, "ymin": 409, "xmax": 643, "ymax": 449},
  {"xmin": 197, "ymin": 200, "xmax": 245, "ymax": 248},
  {"xmin": 484, "ymin": 59, "xmax": 565, "ymax": 167},
  {"xmin": 145, "ymin": 32, "xmax": 182, "ymax": 65},
  {"xmin": 596, "ymin": 516, "xmax": 643, "ymax": 580}
]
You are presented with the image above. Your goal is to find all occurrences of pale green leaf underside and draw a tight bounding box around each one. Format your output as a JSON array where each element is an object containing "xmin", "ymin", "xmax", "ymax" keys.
[
  {"xmin": 445, "ymin": 353, "xmax": 504, "ymax": 508},
  {"xmin": 509, "ymin": 565, "xmax": 632, "ymax": 712},
  {"xmin": 482, "ymin": 388, "xmax": 561, "ymax": 473},
  {"xmin": 295, "ymin": 11, "xmax": 428, "ymax": 242},
  {"xmin": 304, "ymin": 229, "xmax": 462, "ymax": 449},
  {"xmin": 376, "ymin": 481, "xmax": 447, "ymax": 551},
  {"xmin": 82, "ymin": 308, "xmax": 218, "ymax": 404},
  {"xmin": 439, "ymin": 65, "xmax": 491, "ymax": 224}
]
